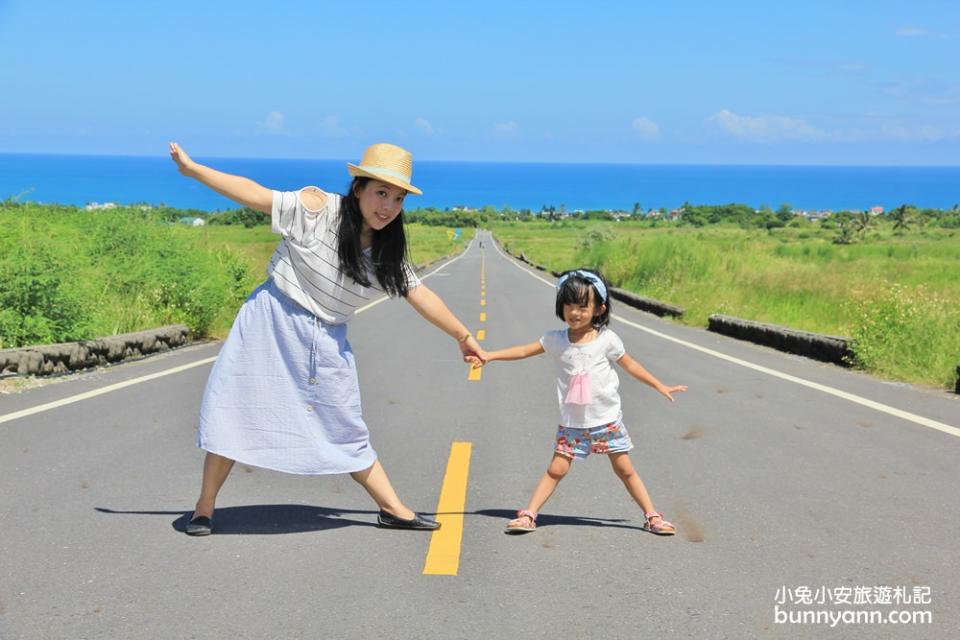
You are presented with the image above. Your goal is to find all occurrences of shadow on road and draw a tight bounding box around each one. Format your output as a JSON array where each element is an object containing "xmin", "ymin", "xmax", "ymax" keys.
[
  {"xmin": 94, "ymin": 505, "xmax": 650, "ymax": 535},
  {"xmin": 470, "ymin": 508, "xmax": 646, "ymax": 532},
  {"xmin": 95, "ymin": 505, "xmax": 379, "ymax": 535}
]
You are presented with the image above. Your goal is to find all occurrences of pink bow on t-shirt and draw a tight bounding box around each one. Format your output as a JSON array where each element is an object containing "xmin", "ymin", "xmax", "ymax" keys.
[{"xmin": 565, "ymin": 371, "xmax": 593, "ymax": 405}]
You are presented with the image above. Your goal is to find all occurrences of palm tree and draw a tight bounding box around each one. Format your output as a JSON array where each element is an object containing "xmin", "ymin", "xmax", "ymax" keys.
[
  {"xmin": 854, "ymin": 210, "xmax": 874, "ymax": 239},
  {"xmin": 833, "ymin": 212, "xmax": 857, "ymax": 244},
  {"xmin": 890, "ymin": 204, "xmax": 911, "ymax": 234}
]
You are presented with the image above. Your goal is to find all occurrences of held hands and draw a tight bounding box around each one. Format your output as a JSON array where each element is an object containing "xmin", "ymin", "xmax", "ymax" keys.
[
  {"xmin": 168, "ymin": 142, "xmax": 197, "ymax": 177},
  {"xmin": 459, "ymin": 335, "xmax": 488, "ymax": 367},
  {"xmin": 655, "ymin": 384, "xmax": 688, "ymax": 402},
  {"xmin": 465, "ymin": 354, "xmax": 485, "ymax": 369}
]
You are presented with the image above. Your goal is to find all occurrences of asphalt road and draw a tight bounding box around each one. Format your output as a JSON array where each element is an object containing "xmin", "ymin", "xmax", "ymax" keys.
[{"xmin": 2, "ymin": 231, "xmax": 958, "ymax": 640}]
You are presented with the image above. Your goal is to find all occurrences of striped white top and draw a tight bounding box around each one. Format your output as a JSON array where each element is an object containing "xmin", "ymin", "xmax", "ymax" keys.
[{"xmin": 266, "ymin": 187, "xmax": 421, "ymax": 324}]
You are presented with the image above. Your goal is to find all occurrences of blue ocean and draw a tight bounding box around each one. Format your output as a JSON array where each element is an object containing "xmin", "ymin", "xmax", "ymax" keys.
[{"xmin": 1, "ymin": 153, "xmax": 957, "ymax": 213}]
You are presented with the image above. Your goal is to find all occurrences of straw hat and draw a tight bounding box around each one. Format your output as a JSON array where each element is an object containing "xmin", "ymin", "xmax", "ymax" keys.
[{"xmin": 347, "ymin": 143, "xmax": 422, "ymax": 195}]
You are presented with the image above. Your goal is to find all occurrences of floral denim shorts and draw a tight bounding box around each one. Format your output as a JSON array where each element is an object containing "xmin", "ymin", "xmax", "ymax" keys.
[{"xmin": 554, "ymin": 419, "xmax": 634, "ymax": 460}]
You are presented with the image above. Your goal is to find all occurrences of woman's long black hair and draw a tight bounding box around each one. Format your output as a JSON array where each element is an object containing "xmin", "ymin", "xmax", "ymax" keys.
[{"xmin": 336, "ymin": 177, "xmax": 412, "ymax": 297}]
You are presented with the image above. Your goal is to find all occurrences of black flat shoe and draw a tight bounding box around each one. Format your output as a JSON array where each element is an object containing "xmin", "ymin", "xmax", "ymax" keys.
[
  {"xmin": 377, "ymin": 510, "xmax": 441, "ymax": 530},
  {"xmin": 185, "ymin": 515, "xmax": 213, "ymax": 536}
]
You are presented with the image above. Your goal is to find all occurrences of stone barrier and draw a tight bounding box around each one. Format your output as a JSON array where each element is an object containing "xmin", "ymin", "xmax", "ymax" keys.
[
  {"xmin": 0, "ymin": 325, "xmax": 190, "ymax": 376},
  {"xmin": 608, "ymin": 288, "xmax": 685, "ymax": 318},
  {"xmin": 707, "ymin": 314, "xmax": 853, "ymax": 366}
]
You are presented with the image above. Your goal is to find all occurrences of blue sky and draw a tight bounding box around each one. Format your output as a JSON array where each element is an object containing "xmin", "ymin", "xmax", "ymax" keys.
[{"xmin": 1, "ymin": 1, "xmax": 957, "ymax": 164}]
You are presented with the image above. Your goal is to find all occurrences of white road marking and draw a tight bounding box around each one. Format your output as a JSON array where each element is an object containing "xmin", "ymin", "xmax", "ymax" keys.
[
  {"xmin": 489, "ymin": 232, "xmax": 960, "ymax": 438},
  {"xmin": 0, "ymin": 357, "xmax": 218, "ymax": 425}
]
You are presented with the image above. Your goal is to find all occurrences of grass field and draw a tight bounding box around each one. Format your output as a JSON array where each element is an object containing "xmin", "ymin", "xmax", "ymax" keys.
[{"xmin": 491, "ymin": 219, "xmax": 960, "ymax": 389}]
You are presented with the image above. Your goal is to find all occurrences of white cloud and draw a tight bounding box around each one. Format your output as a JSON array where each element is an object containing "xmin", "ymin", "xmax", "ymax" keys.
[
  {"xmin": 264, "ymin": 111, "xmax": 286, "ymax": 134},
  {"xmin": 415, "ymin": 117, "xmax": 436, "ymax": 135},
  {"xmin": 492, "ymin": 121, "xmax": 520, "ymax": 137},
  {"xmin": 707, "ymin": 109, "xmax": 826, "ymax": 142},
  {"xmin": 631, "ymin": 117, "xmax": 661, "ymax": 140},
  {"xmin": 704, "ymin": 109, "xmax": 959, "ymax": 145}
]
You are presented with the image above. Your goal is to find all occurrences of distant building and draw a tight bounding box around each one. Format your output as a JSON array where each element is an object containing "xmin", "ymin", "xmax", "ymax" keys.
[
  {"xmin": 870, "ymin": 206, "xmax": 884, "ymax": 215},
  {"xmin": 85, "ymin": 202, "xmax": 118, "ymax": 210},
  {"xmin": 804, "ymin": 210, "xmax": 833, "ymax": 222},
  {"xmin": 178, "ymin": 216, "xmax": 206, "ymax": 226}
]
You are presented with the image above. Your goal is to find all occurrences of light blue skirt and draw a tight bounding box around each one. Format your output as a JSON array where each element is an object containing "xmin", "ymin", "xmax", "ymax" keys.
[{"xmin": 198, "ymin": 279, "xmax": 377, "ymax": 475}]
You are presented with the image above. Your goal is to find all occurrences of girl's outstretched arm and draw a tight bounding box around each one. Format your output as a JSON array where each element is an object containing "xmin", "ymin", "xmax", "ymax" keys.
[
  {"xmin": 405, "ymin": 284, "xmax": 488, "ymax": 363},
  {"xmin": 168, "ymin": 142, "xmax": 276, "ymax": 214},
  {"xmin": 469, "ymin": 341, "xmax": 544, "ymax": 368},
  {"xmin": 616, "ymin": 354, "xmax": 688, "ymax": 402}
]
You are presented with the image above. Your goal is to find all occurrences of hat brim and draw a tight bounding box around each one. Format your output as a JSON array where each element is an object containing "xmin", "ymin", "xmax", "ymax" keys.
[{"xmin": 346, "ymin": 164, "xmax": 422, "ymax": 195}]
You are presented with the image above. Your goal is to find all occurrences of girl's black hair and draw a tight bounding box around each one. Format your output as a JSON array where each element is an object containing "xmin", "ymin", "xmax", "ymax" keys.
[
  {"xmin": 555, "ymin": 268, "xmax": 611, "ymax": 328},
  {"xmin": 336, "ymin": 177, "xmax": 411, "ymax": 297}
]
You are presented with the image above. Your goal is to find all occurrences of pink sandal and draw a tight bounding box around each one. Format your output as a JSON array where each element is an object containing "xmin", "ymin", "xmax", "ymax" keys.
[
  {"xmin": 505, "ymin": 510, "xmax": 537, "ymax": 534},
  {"xmin": 642, "ymin": 511, "xmax": 676, "ymax": 536}
]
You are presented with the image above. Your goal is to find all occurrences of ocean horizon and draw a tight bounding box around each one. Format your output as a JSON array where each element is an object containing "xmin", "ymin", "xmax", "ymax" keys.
[{"xmin": 1, "ymin": 152, "xmax": 958, "ymax": 213}]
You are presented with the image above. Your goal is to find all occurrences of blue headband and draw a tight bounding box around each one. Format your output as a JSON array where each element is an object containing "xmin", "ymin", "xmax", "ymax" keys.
[{"xmin": 557, "ymin": 270, "xmax": 607, "ymax": 304}]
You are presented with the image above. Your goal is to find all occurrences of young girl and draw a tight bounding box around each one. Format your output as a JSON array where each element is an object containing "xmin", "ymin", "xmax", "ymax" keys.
[
  {"xmin": 169, "ymin": 141, "xmax": 484, "ymax": 535},
  {"xmin": 470, "ymin": 268, "xmax": 686, "ymax": 535}
]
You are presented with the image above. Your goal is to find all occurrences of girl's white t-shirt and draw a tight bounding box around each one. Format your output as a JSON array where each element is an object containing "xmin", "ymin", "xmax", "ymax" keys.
[{"xmin": 539, "ymin": 327, "xmax": 626, "ymax": 429}]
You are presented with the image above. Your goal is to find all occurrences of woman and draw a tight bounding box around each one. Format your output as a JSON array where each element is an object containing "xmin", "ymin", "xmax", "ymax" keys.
[{"xmin": 169, "ymin": 141, "xmax": 485, "ymax": 534}]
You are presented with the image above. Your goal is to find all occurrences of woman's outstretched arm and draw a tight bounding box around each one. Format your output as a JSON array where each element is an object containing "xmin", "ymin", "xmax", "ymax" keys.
[
  {"xmin": 405, "ymin": 284, "xmax": 487, "ymax": 363},
  {"xmin": 169, "ymin": 142, "xmax": 275, "ymax": 214}
]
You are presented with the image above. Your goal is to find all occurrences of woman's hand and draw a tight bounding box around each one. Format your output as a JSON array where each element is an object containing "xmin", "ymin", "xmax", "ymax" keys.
[
  {"xmin": 459, "ymin": 336, "xmax": 488, "ymax": 366},
  {"xmin": 165, "ymin": 142, "xmax": 273, "ymax": 213},
  {"xmin": 169, "ymin": 142, "xmax": 198, "ymax": 177}
]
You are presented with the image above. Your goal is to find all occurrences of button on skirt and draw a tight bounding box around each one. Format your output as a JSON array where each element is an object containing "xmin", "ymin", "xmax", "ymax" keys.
[{"xmin": 197, "ymin": 279, "xmax": 377, "ymax": 474}]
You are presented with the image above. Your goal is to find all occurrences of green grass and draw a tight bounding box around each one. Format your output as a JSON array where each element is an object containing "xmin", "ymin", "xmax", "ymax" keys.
[
  {"xmin": 491, "ymin": 220, "xmax": 960, "ymax": 389},
  {"xmin": 0, "ymin": 203, "xmax": 255, "ymax": 348}
]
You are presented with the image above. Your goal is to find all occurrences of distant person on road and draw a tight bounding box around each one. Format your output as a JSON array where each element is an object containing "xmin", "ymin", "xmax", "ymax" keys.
[
  {"xmin": 169, "ymin": 141, "xmax": 485, "ymax": 535},
  {"xmin": 468, "ymin": 268, "xmax": 686, "ymax": 535}
]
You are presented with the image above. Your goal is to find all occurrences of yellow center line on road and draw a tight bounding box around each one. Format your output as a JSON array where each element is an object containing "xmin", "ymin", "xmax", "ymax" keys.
[
  {"xmin": 468, "ymin": 250, "xmax": 487, "ymax": 381},
  {"xmin": 423, "ymin": 441, "xmax": 473, "ymax": 576}
]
